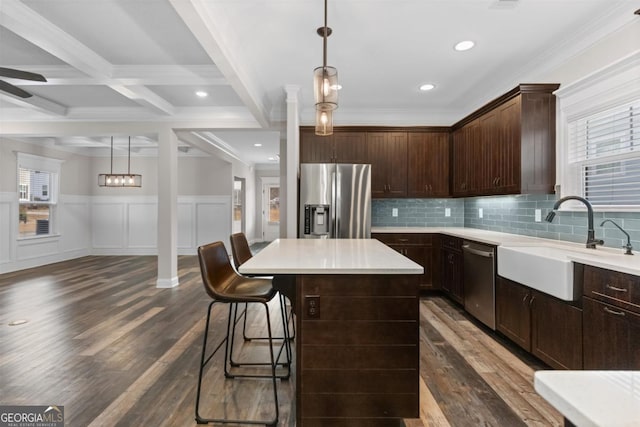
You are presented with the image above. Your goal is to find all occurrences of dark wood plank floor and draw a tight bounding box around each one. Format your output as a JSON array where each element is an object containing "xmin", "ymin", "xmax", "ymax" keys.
[{"xmin": 0, "ymin": 256, "xmax": 562, "ymax": 426}]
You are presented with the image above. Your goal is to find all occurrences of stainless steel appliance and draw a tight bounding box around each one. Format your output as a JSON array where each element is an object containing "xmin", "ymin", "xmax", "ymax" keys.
[
  {"xmin": 462, "ymin": 241, "xmax": 496, "ymax": 329},
  {"xmin": 299, "ymin": 163, "xmax": 371, "ymax": 238}
]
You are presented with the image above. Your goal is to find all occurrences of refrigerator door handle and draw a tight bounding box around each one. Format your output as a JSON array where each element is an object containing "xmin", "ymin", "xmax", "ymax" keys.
[{"xmin": 334, "ymin": 170, "xmax": 341, "ymax": 237}]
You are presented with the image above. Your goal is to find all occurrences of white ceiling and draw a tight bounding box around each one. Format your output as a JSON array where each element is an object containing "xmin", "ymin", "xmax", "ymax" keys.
[{"xmin": 0, "ymin": 0, "xmax": 638, "ymax": 166}]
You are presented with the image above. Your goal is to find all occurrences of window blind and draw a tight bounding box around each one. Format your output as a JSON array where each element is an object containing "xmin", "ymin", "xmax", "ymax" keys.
[{"xmin": 568, "ymin": 99, "xmax": 640, "ymax": 206}]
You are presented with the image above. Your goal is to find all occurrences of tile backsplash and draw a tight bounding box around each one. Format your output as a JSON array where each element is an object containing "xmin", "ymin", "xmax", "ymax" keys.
[{"xmin": 372, "ymin": 194, "xmax": 640, "ymax": 252}]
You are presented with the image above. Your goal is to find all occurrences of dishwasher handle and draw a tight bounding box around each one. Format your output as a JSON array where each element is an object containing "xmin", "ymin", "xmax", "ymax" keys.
[{"xmin": 462, "ymin": 244, "xmax": 494, "ymax": 258}]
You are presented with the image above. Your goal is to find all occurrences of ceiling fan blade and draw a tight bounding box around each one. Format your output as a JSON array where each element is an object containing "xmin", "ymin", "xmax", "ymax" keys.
[
  {"xmin": 0, "ymin": 80, "xmax": 33, "ymax": 98},
  {"xmin": 0, "ymin": 67, "xmax": 47, "ymax": 82}
]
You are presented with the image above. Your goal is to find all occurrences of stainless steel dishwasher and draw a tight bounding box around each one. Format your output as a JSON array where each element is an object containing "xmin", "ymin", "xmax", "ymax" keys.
[{"xmin": 462, "ymin": 241, "xmax": 496, "ymax": 330}]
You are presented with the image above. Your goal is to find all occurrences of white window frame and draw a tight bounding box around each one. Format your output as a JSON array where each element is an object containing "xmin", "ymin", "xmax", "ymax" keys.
[
  {"xmin": 17, "ymin": 152, "xmax": 63, "ymax": 238},
  {"xmin": 556, "ymin": 50, "xmax": 640, "ymax": 212}
]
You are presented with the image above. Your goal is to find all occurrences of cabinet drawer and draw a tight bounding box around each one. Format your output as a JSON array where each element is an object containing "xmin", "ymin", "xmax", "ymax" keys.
[
  {"xmin": 441, "ymin": 235, "xmax": 462, "ymax": 251},
  {"xmin": 373, "ymin": 233, "xmax": 432, "ymax": 246},
  {"xmin": 583, "ymin": 265, "xmax": 640, "ymax": 314}
]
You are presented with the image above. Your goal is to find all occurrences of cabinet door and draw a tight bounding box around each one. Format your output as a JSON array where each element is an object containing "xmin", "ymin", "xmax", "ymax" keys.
[
  {"xmin": 300, "ymin": 129, "xmax": 335, "ymax": 163},
  {"xmin": 441, "ymin": 249, "xmax": 463, "ymax": 304},
  {"xmin": 583, "ymin": 297, "xmax": 640, "ymax": 370},
  {"xmin": 452, "ymin": 120, "xmax": 479, "ymax": 196},
  {"xmin": 531, "ymin": 290, "xmax": 583, "ymax": 370},
  {"xmin": 367, "ymin": 132, "xmax": 407, "ymax": 198},
  {"xmin": 479, "ymin": 110, "xmax": 498, "ymax": 193},
  {"xmin": 494, "ymin": 96, "xmax": 521, "ymax": 194},
  {"xmin": 334, "ymin": 132, "xmax": 367, "ymax": 164},
  {"xmin": 407, "ymin": 132, "xmax": 450, "ymax": 197},
  {"xmin": 496, "ymin": 277, "xmax": 531, "ymax": 351}
]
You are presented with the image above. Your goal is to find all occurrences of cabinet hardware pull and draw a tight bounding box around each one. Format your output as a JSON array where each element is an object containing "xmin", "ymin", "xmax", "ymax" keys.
[
  {"xmin": 398, "ymin": 239, "xmax": 409, "ymax": 242},
  {"xmin": 522, "ymin": 294, "xmax": 529, "ymax": 305},
  {"xmin": 604, "ymin": 306, "xmax": 626, "ymax": 316},
  {"xmin": 496, "ymin": 177, "xmax": 501, "ymax": 185},
  {"xmin": 529, "ymin": 295, "xmax": 535, "ymax": 307},
  {"xmin": 605, "ymin": 284, "xmax": 627, "ymax": 292}
]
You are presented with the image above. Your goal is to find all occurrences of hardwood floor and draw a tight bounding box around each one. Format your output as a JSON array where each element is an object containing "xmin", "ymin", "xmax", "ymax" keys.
[{"xmin": 0, "ymin": 256, "xmax": 562, "ymax": 426}]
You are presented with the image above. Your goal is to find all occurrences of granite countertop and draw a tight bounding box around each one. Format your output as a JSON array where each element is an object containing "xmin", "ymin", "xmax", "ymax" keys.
[
  {"xmin": 238, "ymin": 238, "xmax": 424, "ymax": 275},
  {"xmin": 534, "ymin": 370, "xmax": 640, "ymax": 427},
  {"xmin": 372, "ymin": 226, "xmax": 640, "ymax": 276}
]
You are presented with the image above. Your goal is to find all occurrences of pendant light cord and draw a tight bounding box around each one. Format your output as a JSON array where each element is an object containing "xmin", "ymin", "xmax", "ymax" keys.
[
  {"xmin": 323, "ymin": 0, "xmax": 328, "ymax": 69},
  {"xmin": 128, "ymin": 136, "xmax": 131, "ymax": 175},
  {"xmin": 110, "ymin": 136, "xmax": 114, "ymax": 174}
]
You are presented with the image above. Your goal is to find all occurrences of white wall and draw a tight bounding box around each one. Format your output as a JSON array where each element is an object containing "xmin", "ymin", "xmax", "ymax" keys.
[{"xmin": 254, "ymin": 167, "xmax": 280, "ymax": 241}]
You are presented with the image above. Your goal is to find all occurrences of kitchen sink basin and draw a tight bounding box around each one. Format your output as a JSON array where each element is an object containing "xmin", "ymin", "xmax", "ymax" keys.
[{"xmin": 497, "ymin": 245, "xmax": 578, "ymax": 301}]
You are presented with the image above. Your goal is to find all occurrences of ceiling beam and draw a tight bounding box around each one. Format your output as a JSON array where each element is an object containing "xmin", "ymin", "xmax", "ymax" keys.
[
  {"xmin": 169, "ymin": 0, "xmax": 270, "ymax": 128},
  {"xmin": 0, "ymin": 0, "xmax": 175, "ymax": 116},
  {"xmin": 0, "ymin": 93, "xmax": 67, "ymax": 116}
]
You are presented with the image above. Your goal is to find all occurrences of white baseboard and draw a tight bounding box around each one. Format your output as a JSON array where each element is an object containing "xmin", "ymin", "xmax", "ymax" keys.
[{"xmin": 156, "ymin": 276, "xmax": 179, "ymax": 288}]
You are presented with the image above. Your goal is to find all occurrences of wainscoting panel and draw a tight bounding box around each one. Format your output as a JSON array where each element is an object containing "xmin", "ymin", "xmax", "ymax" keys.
[
  {"xmin": 92, "ymin": 201, "xmax": 126, "ymax": 249},
  {"xmin": 59, "ymin": 195, "xmax": 91, "ymax": 254},
  {"xmin": 128, "ymin": 202, "xmax": 157, "ymax": 249},
  {"xmin": 0, "ymin": 193, "xmax": 15, "ymax": 264},
  {"xmin": 177, "ymin": 203, "xmax": 194, "ymax": 250}
]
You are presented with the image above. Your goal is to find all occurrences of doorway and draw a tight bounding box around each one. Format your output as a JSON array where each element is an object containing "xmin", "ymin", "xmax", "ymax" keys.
[
  {"xmin": 261, "ymin": 177, "xmax": 280, "ymax": 242},
  {"xmin": 233, "ymin": 177, "xmax": 245, "ymax": 234}
]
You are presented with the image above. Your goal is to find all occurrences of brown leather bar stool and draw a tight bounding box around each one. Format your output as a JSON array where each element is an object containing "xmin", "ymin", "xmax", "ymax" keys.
[
  {"xmin": 230, "ymin": 232, "xmax": 295, "ymax": 341},
  {"xmin": 195, "ymin": 241, "xmax": 289, "ymax": 426}
]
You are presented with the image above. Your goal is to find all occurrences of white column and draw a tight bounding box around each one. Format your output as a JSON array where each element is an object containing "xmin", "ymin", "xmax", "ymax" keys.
[
  {"xmin": 156, "ymin": 127, "xmax": 179, "ymax": 288},
  {"xmin": 284, "ymin": 85, "xmax": 300, "ymax": 238}
]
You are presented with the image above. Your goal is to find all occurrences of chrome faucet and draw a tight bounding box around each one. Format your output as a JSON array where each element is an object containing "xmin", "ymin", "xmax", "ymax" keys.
[
  {"xmin": 545, "ymin": 195, "xmax": 604, "ymax": 249},
  {"xmin": 600, "ymin": 219, "xmax": 634, "ymax": 255}
]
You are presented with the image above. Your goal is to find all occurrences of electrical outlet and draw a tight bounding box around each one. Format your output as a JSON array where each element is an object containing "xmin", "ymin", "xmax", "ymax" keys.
[
  {"xmin": 445, "ymin": 208, "xmax": 451, "ymax": 217},
  {"xmin": 392, "ymin": 208, "xmax": 398, "ymax": 217},
  {"xmin": 535, "ymin": 209, "xmax": 542, "ymax": 222},
  {"xmin": 306, "ymin": 295, "xmax": 320, "ymax": 318},
  {"xmin": 479, "ymin": 208, "xmax": 484, "ymax": 219}
]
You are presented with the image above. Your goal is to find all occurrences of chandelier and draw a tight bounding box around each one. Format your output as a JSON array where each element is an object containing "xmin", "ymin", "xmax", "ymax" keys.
[{"xmin": 98, "ymin": 136, "xmax": 142, "ymax": 187}]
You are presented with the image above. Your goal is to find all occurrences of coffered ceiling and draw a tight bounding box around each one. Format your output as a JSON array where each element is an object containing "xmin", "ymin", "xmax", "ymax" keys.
[{"xmin": 0, "ymin": 0, "xmax": 637, "ymax": 166}]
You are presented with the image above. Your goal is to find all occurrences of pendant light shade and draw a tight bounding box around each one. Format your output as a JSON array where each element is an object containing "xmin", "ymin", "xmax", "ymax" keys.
[
  {"xmin": 315, "ymin": 109, "xmax": 334, "ymax": 136},
  {"xmin": 314, "ymin": 66, "xmax": 338, "ymax": 111},
  {"xmin": 314, "ymin": 0, "xmax": 338, "ymax": 136},
  {"xmin": 98, "ymin": 136, "xmax": 142, "ymax": 187}
]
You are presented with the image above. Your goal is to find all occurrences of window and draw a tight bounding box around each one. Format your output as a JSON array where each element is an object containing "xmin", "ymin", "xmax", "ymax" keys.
[
  {"xmin": 568, "ymin": 99, "xmax": 640, "ymax": 206},
  {"xmin": 17, "ymin": 153, "xmax": 62, "ymax": 238}
]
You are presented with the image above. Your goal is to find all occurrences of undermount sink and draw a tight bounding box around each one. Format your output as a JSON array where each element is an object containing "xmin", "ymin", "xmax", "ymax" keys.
[{"xmin": 497, "ymin": 245, "xmax": 579, "ymax": 301}]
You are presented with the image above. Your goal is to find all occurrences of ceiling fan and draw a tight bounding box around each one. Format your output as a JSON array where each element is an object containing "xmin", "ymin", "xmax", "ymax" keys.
[{"xmin": 0, "ymin": 67, "xmax": 47, "ymax": 98}]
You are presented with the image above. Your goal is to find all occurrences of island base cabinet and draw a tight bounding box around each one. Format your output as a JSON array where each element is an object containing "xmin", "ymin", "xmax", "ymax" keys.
[
  {"xmin": 583, "ymin": 297, "xmax": 640, "ymax": 370},
  {"xmin": 296, "ymin": 274, "xmax": 419, "ymax": 426},
  {"xmin": 496, "ymin": 276, "xmax": 583, "ymax": 370}
]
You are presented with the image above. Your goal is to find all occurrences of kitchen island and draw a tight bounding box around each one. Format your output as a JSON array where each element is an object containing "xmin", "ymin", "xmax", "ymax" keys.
[{"xmin": 239, "ymin": 238, "xmax": 423, "ymax": 427}]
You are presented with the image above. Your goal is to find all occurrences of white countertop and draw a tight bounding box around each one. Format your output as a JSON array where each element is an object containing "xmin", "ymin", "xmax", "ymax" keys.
[
  {"xmin": 238, "ymin": 238, "xmax": 424, "ymax": 275},
  {"xmin": 372, "ymin": 226, "xmax": 640, "ymax": 277},
  {"xmin": 534, "ymin": 370, "xmax": 640, "ymax": 427}
]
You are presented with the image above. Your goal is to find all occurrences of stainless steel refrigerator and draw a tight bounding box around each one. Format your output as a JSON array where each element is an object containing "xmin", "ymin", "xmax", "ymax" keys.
[{"xmin": 299, "ymin": 163, "xmax": 371, "ymax": 238}]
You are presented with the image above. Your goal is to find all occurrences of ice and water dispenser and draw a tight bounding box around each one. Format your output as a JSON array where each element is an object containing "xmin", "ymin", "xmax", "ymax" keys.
[{"xmin": 303, "ymin": 204, "xmax": 330, "ymax": 237}]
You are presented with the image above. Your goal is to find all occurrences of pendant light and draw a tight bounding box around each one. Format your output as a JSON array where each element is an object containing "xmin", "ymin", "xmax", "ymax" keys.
[
  {"xmin": 314, "ymin": 0, "xmax": 338, "ymax": 136},
  {"xmin": 98, "ymin": 136, "xmax": 142, "ymax": 187}
]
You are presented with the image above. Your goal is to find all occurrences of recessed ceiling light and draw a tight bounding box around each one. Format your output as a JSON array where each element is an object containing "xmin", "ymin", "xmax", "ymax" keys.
[
  {"xmin": 195, "ymin": 91, "xmax": 208, "ymax": 97},
  {"xmin": 268, "ymin": 157, "xmax": 275, "ymax": 161},
  {"xmin": 254, "ymin": 143, "xmax": 262, "ymax": 147},
  {"xmin": 454, "ymin": 40, "xmax": 475, "ymax": 52},
  {"xmin": 419, "ymin": 84, "xmax": 436, "ymax": 91}
]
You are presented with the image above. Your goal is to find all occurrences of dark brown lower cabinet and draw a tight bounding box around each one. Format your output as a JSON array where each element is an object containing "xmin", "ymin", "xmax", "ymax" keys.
[
  {"xmin": 496, "ymin": 276, "xmax": 583, "ymax": 370},
  {"xmin": 583, "ymin": 296, "xmax": 640, "ymax": 370},
  {"xmin": 441, "ymin": 247, "xmax": 463, "ymax": 304},
  {"xmin": 496, "ymin": 277, "xmax": 531, "ymax": 350}
]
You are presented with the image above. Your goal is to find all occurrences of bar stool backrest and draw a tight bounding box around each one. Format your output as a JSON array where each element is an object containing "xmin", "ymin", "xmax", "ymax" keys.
[
  {"xmin": 230, "ymin": 232, "xmax": 253, "ymax": 270},
  {"xmin": 197, "ymin": 241, "xmax": 237, "ymax": 300}
]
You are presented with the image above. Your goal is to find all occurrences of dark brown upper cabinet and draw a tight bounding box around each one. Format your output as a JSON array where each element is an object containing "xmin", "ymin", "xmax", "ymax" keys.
[
  {"xmin": 367, "ymin": 131, "xmax": 408, "ymax": 198},
  {"xmin": 407, "ymin": 131, "xmax": 450, "ymax": 198},
  {"xmin": 300, "ymin": 129, "xmax": 367, "ymax": 164},
  {"xmin": 451, "ymin": 84, "xmax": 559, "ymax": 197}
]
